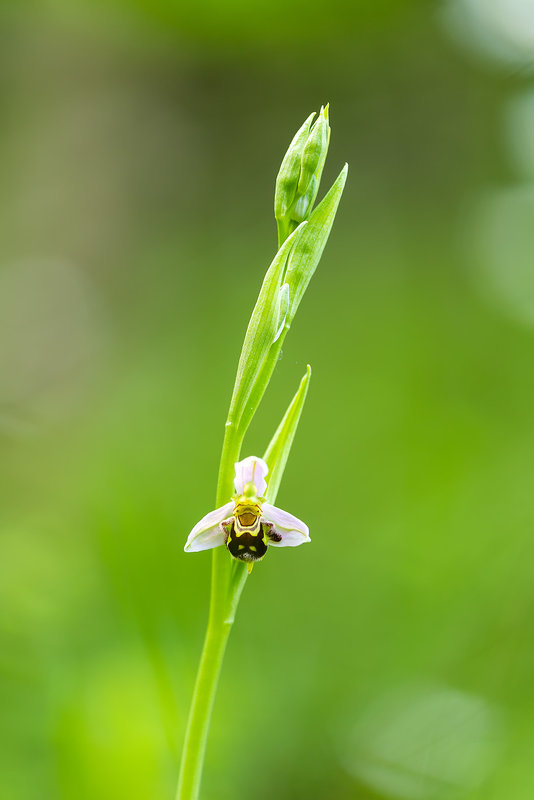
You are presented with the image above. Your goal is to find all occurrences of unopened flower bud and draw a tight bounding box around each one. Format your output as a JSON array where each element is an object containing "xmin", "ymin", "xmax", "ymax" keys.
[
  {"xmin": 297, "ymin": 106, "xmax": 330, "ymax": 200},
  {"xmin": 274, "ymin": 105, "xmax": 331, "ymax": 245},
  {"xmin": 274, "ymin": 112, "xmax": 315, "ymax": 222}
]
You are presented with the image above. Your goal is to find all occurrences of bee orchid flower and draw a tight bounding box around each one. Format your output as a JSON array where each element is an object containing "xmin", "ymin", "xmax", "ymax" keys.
[{"xmin": 184, "ymin": 456, "xmax": 310, "ymax": 564}]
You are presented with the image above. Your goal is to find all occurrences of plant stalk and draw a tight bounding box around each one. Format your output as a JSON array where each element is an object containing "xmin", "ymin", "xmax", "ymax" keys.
[{"xmin": 176, "ymin": 422, "xmax": 247, "ymax": 800}]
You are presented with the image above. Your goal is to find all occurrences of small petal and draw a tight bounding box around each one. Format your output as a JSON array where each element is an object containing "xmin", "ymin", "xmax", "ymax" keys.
[
  {"xmin": 262, "ymin": 503, "xmax": 310, "ymax": 547},
  {"xmin": 184, "ymin": 502, "xmax": 233, "ymax": 552},
  {"xmin": 234, "ymin": 456, "xmax": 269, "ymax": 497},
  {"xmin": 273, "ymin": 283, "xmax": 289, "ymax": 343}
]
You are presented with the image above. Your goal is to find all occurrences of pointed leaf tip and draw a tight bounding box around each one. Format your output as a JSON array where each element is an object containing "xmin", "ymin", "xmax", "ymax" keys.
[
  {"xmin": 284, "ymin": 163, "xmax": 348, "ymax": 323},
  {"xmin": 263, "ymin": 366, "xmax": 312, "ymax": 505}
]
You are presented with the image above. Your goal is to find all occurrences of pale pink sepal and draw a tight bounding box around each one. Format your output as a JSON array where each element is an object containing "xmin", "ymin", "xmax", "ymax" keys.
[
  {"xmin": 262, "ymin": 503, "xmax": 310, "ymax": 547},
  {"xmin": 233, "ymin": 456, "xmax": 269, "ymax": 496},
  {"xmin": 184, "ymin": 501, "xmax": 233, "ymax": 552}
]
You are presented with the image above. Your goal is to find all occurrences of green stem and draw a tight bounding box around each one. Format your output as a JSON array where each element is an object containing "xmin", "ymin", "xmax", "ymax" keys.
[
  {"xmin": 175, "ymin": 617, "xmax": 231, "ymax": 800},
  {"xmin": 176, "ymin": 422, "xmax": 248, "ymax": 800}
]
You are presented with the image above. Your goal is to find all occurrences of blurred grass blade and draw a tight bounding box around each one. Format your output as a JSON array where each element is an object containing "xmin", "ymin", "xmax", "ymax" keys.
[
  {"xmin": 285, "ymin": 163, "xmax": 348, "ymax": 323},
  {"xmin": 227, "ymin": 221, "xmax": 306, "ymax": 432},
  {"xmin": 263, "ymin": 365, "xmax": 311, "ymax": 505}
]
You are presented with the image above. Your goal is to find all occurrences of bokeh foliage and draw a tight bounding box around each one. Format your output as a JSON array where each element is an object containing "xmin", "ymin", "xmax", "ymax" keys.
[{"xmin": 1, "ymin": 1, "xmax": 534, "ymax": 799}]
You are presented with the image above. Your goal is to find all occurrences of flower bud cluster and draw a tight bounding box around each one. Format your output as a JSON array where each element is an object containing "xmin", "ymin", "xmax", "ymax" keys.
[{"xmin": 274, "ymin": 106, "xmax": 330, "ymax": 245}]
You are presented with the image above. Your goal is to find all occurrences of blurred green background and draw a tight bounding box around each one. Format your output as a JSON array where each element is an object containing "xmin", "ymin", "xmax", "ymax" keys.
[{"xmin": 2, "ymin": 1, "xmax": 534, "ymax": 798}]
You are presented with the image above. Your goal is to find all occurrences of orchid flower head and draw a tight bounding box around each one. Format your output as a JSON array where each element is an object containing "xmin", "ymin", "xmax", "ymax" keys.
[{"xmin": 184, "ymin": 455, "xmax": 310, "ymax": 564}]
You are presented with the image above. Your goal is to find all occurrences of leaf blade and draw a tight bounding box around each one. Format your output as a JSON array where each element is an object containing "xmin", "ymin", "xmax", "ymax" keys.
[{"xmin": 263, "ymin": 365, "xmax": 312, "ymax": 505}]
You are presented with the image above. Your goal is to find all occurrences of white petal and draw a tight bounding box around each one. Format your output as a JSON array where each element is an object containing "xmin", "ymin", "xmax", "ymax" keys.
[
  {"xmin": 262, "ymin": 503, "xmax": 310, "ymax": 547},
  {"xmin": 234, "ymin": 456, "xmax": 269, "ymax": 496},
  {"xmin": 184, "ymin": 502, "xmax": 233, "ymax": 552}
]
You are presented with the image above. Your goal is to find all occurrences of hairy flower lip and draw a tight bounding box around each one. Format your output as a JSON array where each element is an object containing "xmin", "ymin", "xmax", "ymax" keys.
[{"xmin": 184, "ymin": 456, "xmax": 310, "ymax": 556}]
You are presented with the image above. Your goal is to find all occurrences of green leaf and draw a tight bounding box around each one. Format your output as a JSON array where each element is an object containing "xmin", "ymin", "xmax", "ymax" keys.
[
  {"xmin": 227, "ymin": 221, "xmax": 306, "ymax": 433},
  {"xmin": 236, "ymin": 166, "xmax": 347, "ymax": 437},
  {"xmin": 285, "ymin": 163, "xmax": 348, "ymax": 324},
  {"xmin": 263, "ymin": 365, "xmax": 311, "ymax": 505},
  {"xmin": 238, "ymin": 162, "xmax": 346, "ymax": 437}
]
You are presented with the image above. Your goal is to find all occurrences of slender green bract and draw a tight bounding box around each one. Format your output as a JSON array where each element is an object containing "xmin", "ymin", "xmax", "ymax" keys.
[
  {"xmin": 176, "ymin": 108, "xmax": 347, "ymax": 800},
  {"xmin": 263, "ymin": 365, "xmax": 311, "ymax": 505},
  {"xmin": 227, "ymin": 222, "xmax": 306, "ymax": 432}
]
